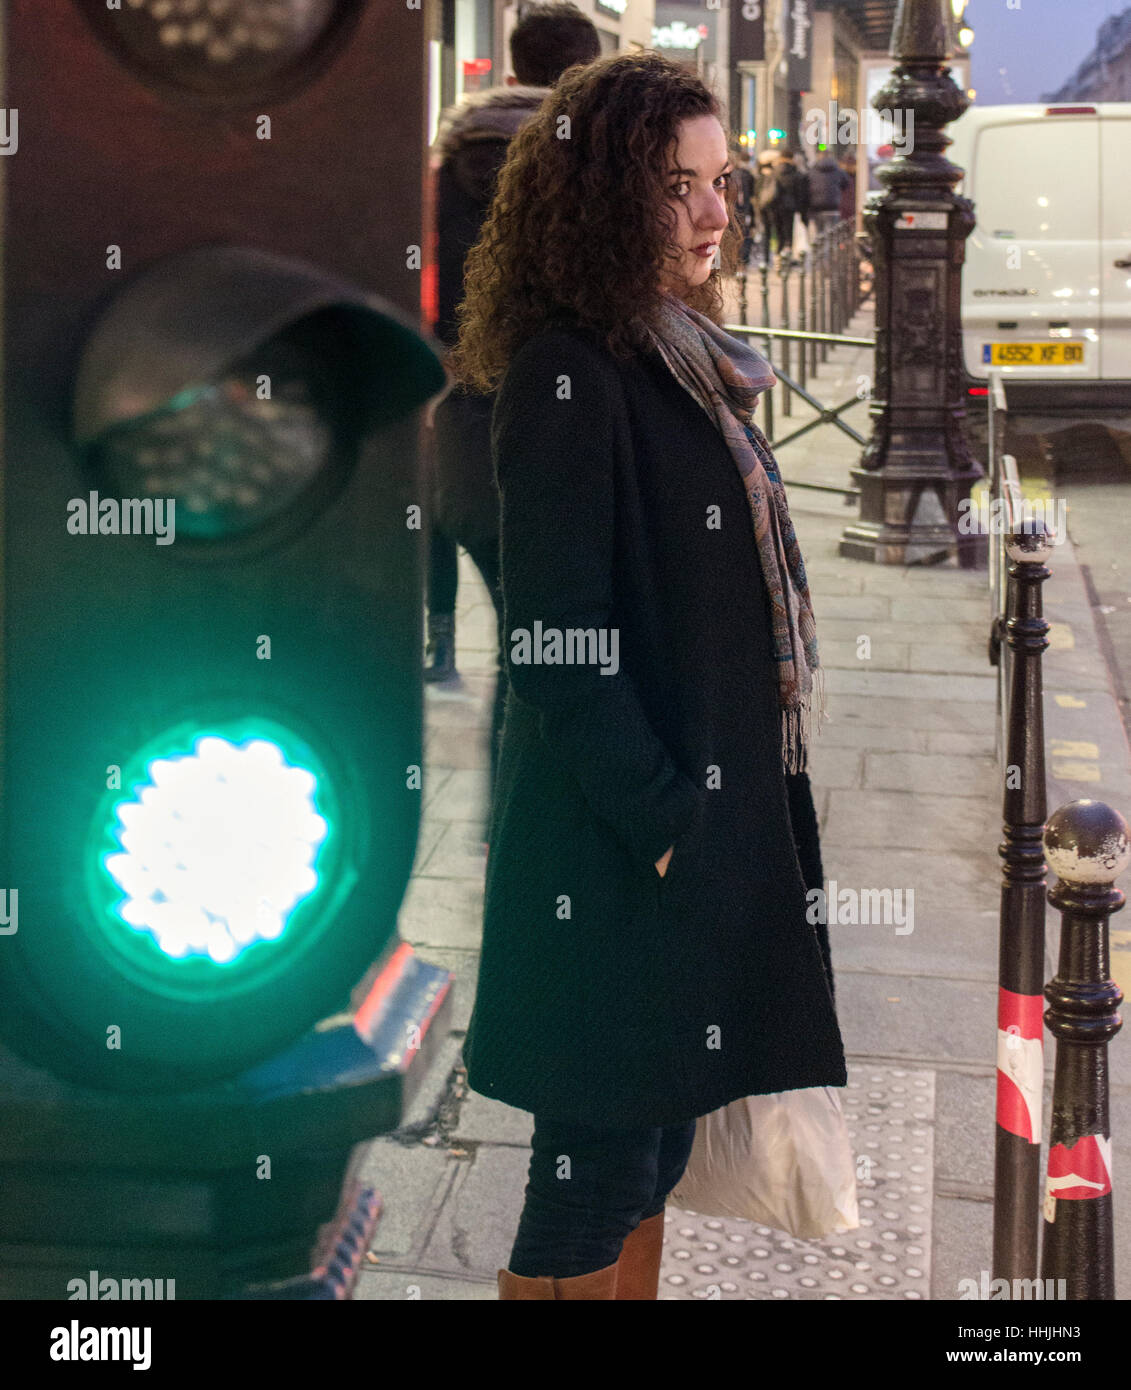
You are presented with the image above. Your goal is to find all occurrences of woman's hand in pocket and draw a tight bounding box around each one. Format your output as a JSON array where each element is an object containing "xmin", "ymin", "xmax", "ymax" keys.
[{"xmin": 654, "ymin": 845, "xmax": 674, "ymax": 878}]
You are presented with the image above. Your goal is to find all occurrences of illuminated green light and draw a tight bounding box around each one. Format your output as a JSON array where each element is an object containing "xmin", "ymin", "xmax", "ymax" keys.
[{"xmin": 103, "ymin": 734, "xmax": 329, "ymax": 965}]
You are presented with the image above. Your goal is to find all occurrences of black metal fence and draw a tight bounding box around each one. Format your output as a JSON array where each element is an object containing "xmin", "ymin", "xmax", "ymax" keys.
[{"xmin": 727, "ymin": 218, "xmax": 873, "ymax": 497}]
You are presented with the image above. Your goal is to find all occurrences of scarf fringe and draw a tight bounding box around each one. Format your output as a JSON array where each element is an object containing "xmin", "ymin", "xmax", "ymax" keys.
[{"xmin": 783, "ymin": 665, "xmax": 829, "ymax": 775}]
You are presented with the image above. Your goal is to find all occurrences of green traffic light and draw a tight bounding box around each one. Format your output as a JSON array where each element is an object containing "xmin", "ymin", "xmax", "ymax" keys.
[{"xmin": 99, "ymin": 728, "xmax": 332, "ymax": 968}]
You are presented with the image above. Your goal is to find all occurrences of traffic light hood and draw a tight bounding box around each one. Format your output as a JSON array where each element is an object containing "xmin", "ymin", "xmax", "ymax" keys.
[{"xmin": 73, "ymin": 244, "xmax": 449, "ymax": 446}]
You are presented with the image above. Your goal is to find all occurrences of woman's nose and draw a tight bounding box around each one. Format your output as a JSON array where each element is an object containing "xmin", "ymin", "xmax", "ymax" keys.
[{"xmin": 697, "ymin": 191, "xmax": 730, "ymax": 232}]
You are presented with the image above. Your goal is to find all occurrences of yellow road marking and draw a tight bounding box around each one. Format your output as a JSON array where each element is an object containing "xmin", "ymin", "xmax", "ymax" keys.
[
  {"xmin": 1051, "ymin": 761, "xmax": 1102, "ymax": 782},
  {"xmin": 1112, "ymin": 934, "xmax": 1131, "ymax": 1005},
  {"xmin": 1050, "ymin": 740, "xmax": 1099, "ymax": 760}
]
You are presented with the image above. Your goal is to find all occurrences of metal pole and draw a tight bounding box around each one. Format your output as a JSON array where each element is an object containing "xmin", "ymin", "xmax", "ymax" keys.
[
  {"xmin": 798, "ymin": 252, "xmax": 808, "ymax": 395},
  {"xmin": 841, "ymin": 220, "xmax": 851, "ymax": 323},
  {"xmin": 808, "ymin": 243, "xmax": 819, "ymax": 377},
  {"xmin": 1040, "ymin": 799, "xmax": 1128, "ymax": 1299},
  {"xmin": 759, "ymin": 257, "xmax": 774, "ymax": 441},
  {"xmin": 781, "ymin": 256, "xmax": 792, "ymax": 416},
  {"xmin": 818, "ymin": 230, "xmax": 829, "ymax": 364},
  {"xmin": 992, "ymin": 519, "xmax": 1052, "ymax": 1286}
]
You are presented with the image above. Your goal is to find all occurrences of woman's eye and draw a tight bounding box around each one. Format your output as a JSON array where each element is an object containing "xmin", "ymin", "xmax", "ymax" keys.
[{"xmin": 671, "ymin": 173, "xmax": 731, "ymax": 198}]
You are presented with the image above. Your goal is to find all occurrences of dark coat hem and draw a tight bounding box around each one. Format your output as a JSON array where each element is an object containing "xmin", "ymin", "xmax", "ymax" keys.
[{"xmin": 463, "ymin": 1054, "xmax": 850, "ymax": 1129}]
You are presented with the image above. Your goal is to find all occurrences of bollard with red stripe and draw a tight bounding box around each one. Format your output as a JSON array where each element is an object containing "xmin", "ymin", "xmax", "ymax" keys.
[
  {"xmin": 1040, "ymin": 799, "xmax": 1128, "ymax": 1299},
  {"xmin": 993, "ymin": 522, "xmax": 1053, "ymax": 1284}
]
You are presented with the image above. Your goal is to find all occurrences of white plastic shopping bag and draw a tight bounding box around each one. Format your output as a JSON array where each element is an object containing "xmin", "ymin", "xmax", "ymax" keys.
[{"xmin": 670, "ymin": 1087, "xmax": 860, "ymax": 1239}]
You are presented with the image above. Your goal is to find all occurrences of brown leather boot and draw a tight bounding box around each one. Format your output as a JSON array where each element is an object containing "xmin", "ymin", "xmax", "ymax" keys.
[
  {"xmin": 613, "ymin": 1211, "xmax": 666, "ymax": 1300},
  {"xmin": 497, "ymin": 1258, "xmax": 620, "ymax": 1299}
]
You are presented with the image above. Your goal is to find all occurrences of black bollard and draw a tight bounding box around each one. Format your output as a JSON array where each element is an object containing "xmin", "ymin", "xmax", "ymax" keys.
[
  {"xmin": 993, "ymin": 521, "xmax": 1053, "ymax": 1285},
  {"xmin": 1040, "ymin": 799, "xmax": 1127, "ymax": 1299}
]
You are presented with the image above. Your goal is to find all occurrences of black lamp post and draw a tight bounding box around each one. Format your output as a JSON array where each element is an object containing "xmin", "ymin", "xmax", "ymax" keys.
[{"xmin": 839, "ymin": 0, "xmax": 982, "ymax": 566}]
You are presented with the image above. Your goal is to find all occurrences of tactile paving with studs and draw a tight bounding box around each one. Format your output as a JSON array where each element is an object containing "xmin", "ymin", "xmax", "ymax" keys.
[{"xmin": 661, "ymin": 1065, "xmax": 935, "ymax": 1299}]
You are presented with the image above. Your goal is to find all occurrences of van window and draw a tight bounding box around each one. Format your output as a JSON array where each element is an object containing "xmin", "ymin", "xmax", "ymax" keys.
[{"xmin": 972, "ymin": 121, "xmax": 1099, "ymax": 241}]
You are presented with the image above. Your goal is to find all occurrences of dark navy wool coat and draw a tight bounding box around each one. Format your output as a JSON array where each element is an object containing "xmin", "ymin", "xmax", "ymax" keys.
[{"xmin": 461, "ymin": 322, "xmax": 846, "ymax": 1129}]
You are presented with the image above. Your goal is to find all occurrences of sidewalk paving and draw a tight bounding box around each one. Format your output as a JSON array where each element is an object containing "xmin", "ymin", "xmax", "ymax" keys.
[{"xmin": 354, "ymin": 283, "xmax": 1131, "ymax": 1300}]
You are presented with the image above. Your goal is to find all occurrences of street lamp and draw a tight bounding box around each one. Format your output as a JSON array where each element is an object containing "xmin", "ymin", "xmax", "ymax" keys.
[{"xmin": 839, "ymin": 0, "xmax": 982, "ymax": 566}]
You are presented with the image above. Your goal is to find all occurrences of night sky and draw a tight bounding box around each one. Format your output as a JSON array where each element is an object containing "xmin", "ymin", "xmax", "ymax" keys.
[{"xmin": 966, "ymin": 0, "xmax": 1129, "ymax": 103}]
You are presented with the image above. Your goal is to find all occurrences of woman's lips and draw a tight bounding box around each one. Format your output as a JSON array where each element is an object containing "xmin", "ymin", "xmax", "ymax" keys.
[{"xmin": 692, "ymin": 243, "xmax": 717, "ymax": 258}]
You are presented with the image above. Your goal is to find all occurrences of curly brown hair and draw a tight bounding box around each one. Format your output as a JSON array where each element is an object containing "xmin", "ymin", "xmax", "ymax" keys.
[{"xmin": 448, "ymin": 50, "xmax": 742, "ymax": 394}]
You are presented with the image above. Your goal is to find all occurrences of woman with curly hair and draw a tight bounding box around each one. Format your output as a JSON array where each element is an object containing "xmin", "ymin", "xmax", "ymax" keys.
[{"xmin": 449, "ymin": 50, "xmax": 846, "ymax": 1300}]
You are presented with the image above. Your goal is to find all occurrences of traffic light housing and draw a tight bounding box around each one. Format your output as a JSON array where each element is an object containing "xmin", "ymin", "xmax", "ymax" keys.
[{"xmin": 0, "ymin": 2, "xmax": 448, "ymax": 1092}]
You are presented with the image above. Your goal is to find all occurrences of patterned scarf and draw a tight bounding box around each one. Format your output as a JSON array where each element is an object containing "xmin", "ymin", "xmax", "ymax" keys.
[{"xmin": 644, "ymin": 291, "xmax": 826, "ymax": 774}]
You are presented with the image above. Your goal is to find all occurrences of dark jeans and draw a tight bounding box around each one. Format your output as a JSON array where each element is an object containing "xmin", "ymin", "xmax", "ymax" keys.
[
  {"xmin": 507, "ymin": 1115, "xmax": 698, "ymax": 1278},
  {"xmin": 427, "ymin": 523, "xmax": 460, "ymax": 616},
  {"xmin": 761, "ymin": 205, "xmax": 794, "ymax": 261}
]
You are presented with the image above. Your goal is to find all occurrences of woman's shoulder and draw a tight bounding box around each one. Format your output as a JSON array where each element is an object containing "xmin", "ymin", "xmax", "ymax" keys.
[
  {"xmin": 507, "ymin": 319, "xmax": 612, "ymax": 370},
  {"xmin": 500, "ymin": 321, "xmax": 662, "ymax": 411}
]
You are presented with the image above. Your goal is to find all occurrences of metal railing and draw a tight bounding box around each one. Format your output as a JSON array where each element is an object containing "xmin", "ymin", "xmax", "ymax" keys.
[
  {"xmin": 987, "ymin": 371, "xmax": 1024, "ymax": 770},
  {"xmin": 985, "ymin": 370, "xmax": 1126, "ymax": 1297},
  {"xmin": 728, "ymin": 218, "xmax": 874, "ymax": 498}
]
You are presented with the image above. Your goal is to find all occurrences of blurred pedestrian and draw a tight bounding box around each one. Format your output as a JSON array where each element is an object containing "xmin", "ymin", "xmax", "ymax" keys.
[
  {"xmin": 838, "ymin": 152, "xmax": 857, "ymax": 224},
  {"xmin": 754, "ymin": 148, "xmax": 778, "ymax": 262},
  {"xmin": 730, "ymin": 144, "xmax": 756, "ymax": 268},
  {"xmin": 807, "ymin": 147, "xmax": 850, "ymax": 235},
  {"xmin": 426, "ymin": 3, "xmax": 600, "ymax": 821},
  {"xmin": 450, "ymin": 51, "xmax": 844, "ymax": 1300},
  {"xmin": 759, "ymin": 146, "xmax": 809, "ymax": 263}
]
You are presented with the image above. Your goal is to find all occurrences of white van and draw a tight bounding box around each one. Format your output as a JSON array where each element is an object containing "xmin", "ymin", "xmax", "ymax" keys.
[{"xmin": 947, "ymin": 102, "xmax": 1131, "ymax": 411}]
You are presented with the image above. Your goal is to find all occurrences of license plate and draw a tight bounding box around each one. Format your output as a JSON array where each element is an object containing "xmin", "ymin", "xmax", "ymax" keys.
[{"xmin": 982, "ymin": 341, "xmax": 1085, "ymax": 366}]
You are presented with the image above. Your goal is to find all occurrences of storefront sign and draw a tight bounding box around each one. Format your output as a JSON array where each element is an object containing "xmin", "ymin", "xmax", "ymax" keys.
[
  {"xmin": 786, "ymin": 0, "xmax": 812, "ymax": 91},
  {"xmin": 730, "ymin": 0, "xmax": 765, "ymax": 64}
]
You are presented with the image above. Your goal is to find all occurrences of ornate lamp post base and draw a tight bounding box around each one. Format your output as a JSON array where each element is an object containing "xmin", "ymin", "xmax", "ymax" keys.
[{"xmin": 840, "ymin": 467, "xmax": 986, "ymax": 567}]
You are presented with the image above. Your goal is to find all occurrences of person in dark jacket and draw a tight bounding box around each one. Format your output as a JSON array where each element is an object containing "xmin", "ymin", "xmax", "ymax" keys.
[
  {"xmin": 449, "ymin": 51, "xmax": 846, "ymax": 1300},
  {"xmin": 730, "ymin": 145, "xmax": 756, "ymax": 267},
  {"xmin": 425, "ymin": 2, "xmax": 600, "ymax": 820},
  {"xmin": 838, "ymin": 152, "xmax": 857, "ymax": 224},
  {"xmin": 760, "ymin": 147, "xmax": 810, "ymax": 263},
  {"xmin": 807, "ymin": 149, "xmax": 850, "ymax": 234},
  {"xmin": 753, "ymin": 148, "xmax": 778, "ymax": 263}
]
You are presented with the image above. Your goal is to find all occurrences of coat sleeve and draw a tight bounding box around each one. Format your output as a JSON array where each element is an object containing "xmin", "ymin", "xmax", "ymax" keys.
[{"xmin": 492, "ymin": 328, "xmax": 703, "ymax": 872}]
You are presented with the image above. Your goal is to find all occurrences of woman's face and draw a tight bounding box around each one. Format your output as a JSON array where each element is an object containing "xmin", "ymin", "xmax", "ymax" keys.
[{"xmin": 659, "ymin": 114, "xmax": 732, "ymax": 296}]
